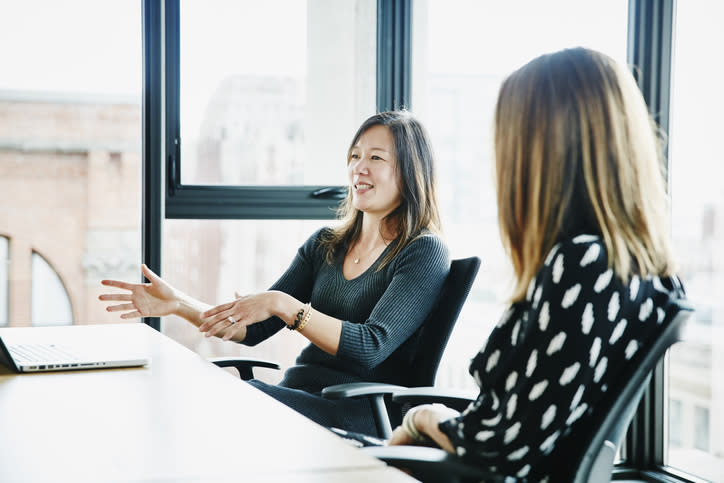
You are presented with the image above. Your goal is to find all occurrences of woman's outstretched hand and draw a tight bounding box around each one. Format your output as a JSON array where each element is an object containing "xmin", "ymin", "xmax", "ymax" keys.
[
  {"xmin": 99, "ymin": 264, "xmax": 179, "ymax": 319},
  {"xmin": 199, "ymin": 291, "xmax": 283, "ymax": 341}
]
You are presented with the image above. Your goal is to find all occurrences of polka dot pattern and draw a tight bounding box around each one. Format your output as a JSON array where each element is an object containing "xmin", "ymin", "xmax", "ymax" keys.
[{"xmin": 438, "ymin": 236, "xmax": 683, "ymax": 481}]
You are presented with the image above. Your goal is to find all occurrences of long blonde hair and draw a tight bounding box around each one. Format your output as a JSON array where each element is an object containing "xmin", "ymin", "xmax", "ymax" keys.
[
  {"xmin": 320, "ymin": 110, "xmax": 442, "ymax": 268},
  {"xmin": 495, "ymin": 47, "xmax": 675, "ymax": 301}
]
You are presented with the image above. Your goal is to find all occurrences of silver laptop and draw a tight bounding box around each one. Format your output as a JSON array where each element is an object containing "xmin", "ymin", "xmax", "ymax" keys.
[{"xmin": 0, "ymin": 326, "xmax": 150, "ymax": 373}]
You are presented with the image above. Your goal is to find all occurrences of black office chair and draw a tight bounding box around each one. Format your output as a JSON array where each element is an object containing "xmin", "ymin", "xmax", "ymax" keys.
[
  {"xmin": 363, "ymin": 295, "xmax": 694, "ymax": 483},
  {"xmin": 321, "ymin": 256, "xmax": 481, "ymax": 438},
  {"xmin": 208, "ymin": 356, "xmax": 281, "ymax": 381},
  {"xmin": 210, "ymin": 256, "xmax": 482, "ymax": 440}
]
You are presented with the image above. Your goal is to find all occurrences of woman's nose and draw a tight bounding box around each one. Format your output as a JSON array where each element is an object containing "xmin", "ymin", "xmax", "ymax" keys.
[{"xmin": 352, "ymin": 157, "xmax": 369, "ymax": 174}]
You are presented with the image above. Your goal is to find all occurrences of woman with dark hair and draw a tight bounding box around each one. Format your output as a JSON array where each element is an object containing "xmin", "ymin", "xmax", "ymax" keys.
[
  {"xmin": 99, "ymin": 110, "xmax": 450, "ymax": 435},
  {"xmin": 387, "ymin": 47, "xmax": 684, "ymax": 481}
]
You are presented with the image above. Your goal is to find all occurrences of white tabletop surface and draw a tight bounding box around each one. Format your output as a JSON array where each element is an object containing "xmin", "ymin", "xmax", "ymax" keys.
[{"xmin": 0, "ymin": 323, "xmax": 418, "ymax": 483}]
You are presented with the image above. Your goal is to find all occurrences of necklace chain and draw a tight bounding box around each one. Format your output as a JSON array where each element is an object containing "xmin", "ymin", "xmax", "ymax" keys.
[{"xmin": 352, "ymin": 241, "xmax": 382, "ymax": 264}]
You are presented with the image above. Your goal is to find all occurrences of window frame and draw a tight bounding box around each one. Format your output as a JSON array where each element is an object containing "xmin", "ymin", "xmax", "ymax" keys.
[
  {"xmin": 141, "ymin": 0, "xmax": 411, "ymax": 326},
  {"xmin": 141, "ymin": 0, "xmax": 706, "ymax": 481},
  {"xmin": 616, "ymin": 2, "xmax": 708, "ymax": 482},
  {"xmin": 160, "ymin": 0, "xmax": 411, "ymax": 222},
  {"xmin": 142, "ymin": 0, "xmax": 163, "ymax": 331}
]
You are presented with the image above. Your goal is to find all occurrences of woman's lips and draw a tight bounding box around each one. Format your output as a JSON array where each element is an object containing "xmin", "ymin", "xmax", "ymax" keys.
[{"xmin": 354, "ymin": 183, "xmax": 373, "ymax": 193}]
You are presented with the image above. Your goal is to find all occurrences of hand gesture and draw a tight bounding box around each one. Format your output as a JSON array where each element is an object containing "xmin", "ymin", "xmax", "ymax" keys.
[
  {"xmin": 199, "ymin": 291, "xmax": 281, "ymax": 341},
  {"xmin": 99, "ymin": 264, "xmax": 178, "ymax": 319}
]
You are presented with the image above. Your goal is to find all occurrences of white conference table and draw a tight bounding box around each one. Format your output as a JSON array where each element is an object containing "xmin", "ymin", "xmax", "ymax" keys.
[{"xmin": 0, "ymin": 323, "xmax": 418, "ymax": 483}]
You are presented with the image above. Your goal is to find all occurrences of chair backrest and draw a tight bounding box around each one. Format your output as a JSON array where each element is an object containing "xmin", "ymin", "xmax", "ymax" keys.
[
  {"xmin": 406, "ymin": 256, "xmax": 481, "ymax": 388},
  {"xmin": 559, "ymin": 294, "xmax": 694, "ymax": 483}
]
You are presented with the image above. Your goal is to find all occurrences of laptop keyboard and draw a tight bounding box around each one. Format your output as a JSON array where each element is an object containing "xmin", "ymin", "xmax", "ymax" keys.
[{"xmin": 9, "ymin": 343, "xmax": 80, "ymax": 364}]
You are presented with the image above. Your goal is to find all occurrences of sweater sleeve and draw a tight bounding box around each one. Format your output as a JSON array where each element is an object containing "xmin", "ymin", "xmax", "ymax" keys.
[
  {"xmin": 439, "ymin": 236, "xmax": 624, "ymax": 478},
  {"xmin": 242, "ymin": 229, "xmax": 323, "ymax": 346},
  {"xmin": 336, "ymin": 234, "xmax": 450, "ymax": 370}
]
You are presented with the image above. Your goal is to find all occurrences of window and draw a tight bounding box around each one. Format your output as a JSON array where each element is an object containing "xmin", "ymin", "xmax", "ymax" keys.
[
  {"xmin": 0, "ymin": 0, "xmax": 142, "ymax": 326},
  {"xmin": 410, "ymin": 0, "xmax": 628, "ymax": 391},
  {"xmin": 693, "ymin": 406, "xmax": 710, "ymax": 452},
  {"xmin": 163, "ymin": 219, "xmax": 327, "ymax": 380},
  {"xmin": 668, "ymin": 1, "xmax": 724, "ymax": 481},
  {"xmin": 0, "ymin": 236, "xmax": 8, "ymax": 326},
  {"xmin": 164, "ymin": 0, "xmax": 377, "ymax": 219},
  {"xmin": 669, "ymin": 398, "xmax": 683, "ymax": 447},
  {"xmin": 177, "ymin": 0, "xmax": 375, "ymax": 188},
  {"xmin": 160, "ymin": 0, "xmax": 377, "ymax": 370},
  {"xmin": 141, "ymin": 1, "xmax": 705, "ymax": 482},
  {"xmin": 31, "ymin": 252, "xmax": 73, "ymax": 326}
]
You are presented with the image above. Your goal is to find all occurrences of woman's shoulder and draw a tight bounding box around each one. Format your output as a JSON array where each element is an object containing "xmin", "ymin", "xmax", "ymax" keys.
[
  {"xmin": 400, "ymin": 231, "xmax": 450, "ymax": 260},
  {"xmin": 379, "ymin": 231, "xmax": 449, "ymax": 278},
  {"xmin": 302, "ymin": 226, "xmax": 335, "ymax": 245},
  {"xmin": 297, "ymin": 226, "xmax": 337, "ymax": 259}
]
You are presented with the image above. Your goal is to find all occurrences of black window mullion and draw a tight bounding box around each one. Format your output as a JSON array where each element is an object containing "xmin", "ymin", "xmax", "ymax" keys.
[
  {"xmin": 141, "ymin": 0, "xmax": 163, "ymax": 331},
  {"xmin": 166, "ymin": 185, "xmax": 346, "ymax": 220},
  {"xmin": 377, "ymin": 0, "xmax": 411, "ymax": 112},
  {"xmin": 165, "ymin": 0, "xmax": 180, "ymax": 198},
  {"xmin": 625, "ymin": 0, "xmax": 676, "ymax": 474},
  {"xmin": 627, "ymin": 0, "xmax": 675, "ymax": 169}
]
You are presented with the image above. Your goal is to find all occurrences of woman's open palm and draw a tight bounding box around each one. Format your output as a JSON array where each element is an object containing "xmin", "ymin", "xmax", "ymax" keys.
[{"xmin": 99, "ymin": 264, "xmax": 178, "ymax": 319}]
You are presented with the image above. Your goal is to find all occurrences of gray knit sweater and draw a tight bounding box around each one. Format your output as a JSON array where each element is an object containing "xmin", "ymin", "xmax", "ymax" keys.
[{"xmin": 242, "ymin": 227, "xmax": 450, "ymax": 393}]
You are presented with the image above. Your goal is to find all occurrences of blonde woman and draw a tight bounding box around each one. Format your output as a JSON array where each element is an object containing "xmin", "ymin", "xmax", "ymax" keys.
[
  {"xmin": 388, "ymin": 47, "xmax": 684, "ymax": 481},
  {"xmin": 100, "ymin": 111, "xmax": 449, "ymax": 435}
]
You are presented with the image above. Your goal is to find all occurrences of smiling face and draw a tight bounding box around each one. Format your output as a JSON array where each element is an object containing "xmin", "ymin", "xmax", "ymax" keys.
[{"xmin": 347, "ymin": 124, "xmax": 402, "ymax": 218}]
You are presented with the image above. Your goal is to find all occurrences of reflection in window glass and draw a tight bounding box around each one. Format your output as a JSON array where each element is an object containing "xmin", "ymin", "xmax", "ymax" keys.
[
  {"xmin": 668, "ymin": 1, "xmax": 724, "ymax": 481},
  {"xmin": 179, "ymin": 0, "xmax": 376, "ymax": 186},
  {"xmin": 693, "ymin": 406, "xmax": 710, "ymax": 452},
  {"xmin": 669, "ymin": 398, "xmax": 683, "ymax": 447},
  {"xmin": 163, "ymin": 219, "xmax": 328, "ymax": 383},
  {"xmin": 31, "ymin": 252, "xmax": 73, "ymax": 326},
  {"xmin": 0, "ymin": 1, "xmax": 141, "ymax": 327},
  {"xmin": 411, "ymin": 0, "xmax": 628, "ymax": 391},
  {"xmin": 0, "ymin": 236, "xmax": 8, "ymax": 326}
]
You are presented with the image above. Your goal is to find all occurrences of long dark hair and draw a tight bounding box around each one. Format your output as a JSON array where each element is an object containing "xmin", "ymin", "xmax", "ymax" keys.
[{"xmin": 320, "ymin": 110, "xmax": 442, "ymax": 269}]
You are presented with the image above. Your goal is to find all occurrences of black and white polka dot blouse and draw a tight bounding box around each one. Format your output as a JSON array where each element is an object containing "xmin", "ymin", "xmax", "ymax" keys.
[{"xmin": 438, "ymin": 234, "xmax": 682, "ymax": 482}]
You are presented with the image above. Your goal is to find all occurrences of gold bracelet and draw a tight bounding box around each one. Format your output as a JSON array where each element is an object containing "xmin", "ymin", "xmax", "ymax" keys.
[{"xmin": 296, "ymin": 303, "xmax": 313, "ymax": 332}]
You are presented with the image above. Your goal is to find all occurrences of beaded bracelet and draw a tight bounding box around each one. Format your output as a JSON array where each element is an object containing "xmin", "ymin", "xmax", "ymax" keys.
[
  {"xmin": 288, "ymin": 302, "xmax": 311, "ymax": 331},
  {"xmin": 288, "ymin": 306, "xmax": 305, "ymax": 330},
  {"xmin": 296, "ymin": 304, "xmax": 313, "ymax": 332}
]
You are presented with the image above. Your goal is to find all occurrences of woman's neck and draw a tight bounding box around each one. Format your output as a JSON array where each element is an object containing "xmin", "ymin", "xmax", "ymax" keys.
[{"xmin": 357, "ymin": 214, "xmax": 397, "ymax": 249}]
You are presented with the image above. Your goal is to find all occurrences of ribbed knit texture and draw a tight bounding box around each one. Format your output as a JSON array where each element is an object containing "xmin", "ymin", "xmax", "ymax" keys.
[{"xmin": 243, "ymin": 227, "xmax": 450, "ymax": 394}]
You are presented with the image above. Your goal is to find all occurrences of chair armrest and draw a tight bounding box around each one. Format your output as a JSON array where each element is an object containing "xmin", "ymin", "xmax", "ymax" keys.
[
  {"xmin": 364, "ymin": 446, "xmax": 510, "ymax": 483},
  {"xmin": 321, "ymin": 382, "xmax": 406, "ymax": 440},
  {"xmin": 321, "ymin": 382, "xmax": 406, "ymax": 399},
  {"xmin": 392, "ymin": 386, "xmax": 477, "ymax": 412},
  {"xmin": 208, "ymin": 357, "xmax": 281, "ymax": 381}
]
